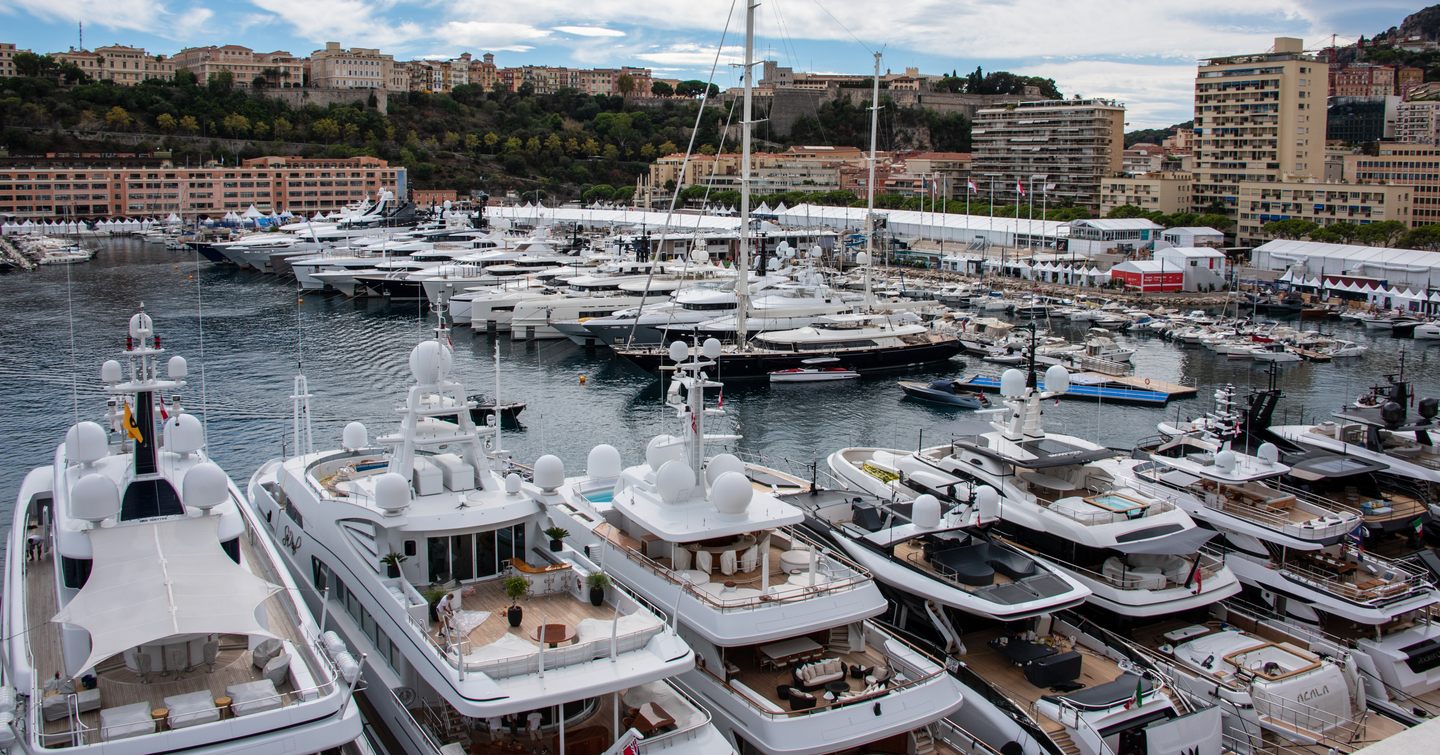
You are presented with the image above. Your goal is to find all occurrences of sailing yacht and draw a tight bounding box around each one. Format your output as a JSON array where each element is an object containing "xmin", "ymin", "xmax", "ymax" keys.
[
  {"xmin": 527, "ymin": 338, "xmax": 968, "ymax": 754},
  {"xmin": 246, "ymin": 325, "xmax": 727, "ymax": 753},
  {"xmin": 3, "ymin": 310, "xmax": 363, "ymax": 752}
]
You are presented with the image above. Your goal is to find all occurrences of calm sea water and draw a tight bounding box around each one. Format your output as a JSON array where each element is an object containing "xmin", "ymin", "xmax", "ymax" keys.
[{"xmin": 5, "ymin": 238, "xmax": 1440, "ymax": 544}]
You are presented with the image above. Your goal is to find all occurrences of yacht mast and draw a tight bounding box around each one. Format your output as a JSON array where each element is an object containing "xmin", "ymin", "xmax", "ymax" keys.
[
  {"xmin": 735, "ymin": 0, "xmax": 757, "ymax": 345},
  {"xmin": 863, "ymin": 51, "xmax": 881, "ymax": 310}
]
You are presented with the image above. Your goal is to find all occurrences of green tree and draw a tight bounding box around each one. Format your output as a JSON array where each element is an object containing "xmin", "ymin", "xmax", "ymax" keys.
[
  {"xmin": 503, "ymin": 136, "xmax": 522, "ymax": 152},
  {"xmin": 483, "ymin": 131, "xmax": 499, "ymax": 149},
  {"xmin": 310, "ymin": 117, "xmax": 341, "ymax": 141},
  {"xmin": 617, "ymin": 73, "xmax": 635, "ymax": 98},
  {"xmin": 221, "ymin": 113, "xmax": 251, "ymax": 137},
  {"xmin": 657, "ymin": 140, "xmax": 678, "ymax": 155},
  {"xmin": 651, "ymin": 81, "xmax": 673, "ymax": 97},
  {"xmin": 1356, "ymin": 220, "xmax": 1407, "ymax": 247},
  {"xmin": 104, "ymin": 105, "xmax": 133, "ymax": 129},
  {"xmin": 13, "ymin": 52, "xmax": 55, "ymax": 78},
  {"xmin": 1399, "ymin": 224, "xmax": 1440, "ymax": 251},
  {"xmin": 178, "ymin": 115, "xmax": 200, "ymax": 134},
  {"xmin": 273, "ymin": 116, "xmax": 292, "ymax": 139},
  {"xmin": 1261, "ymin": 218, "xmax": 1320, "ymax": 240},
  {"xmin": 602, "ymin": 143, "xmax": 620, "ymax": 160},
  {"xmin": 156, "ymin": 113, "xmax": 177, "ymax": 132}
]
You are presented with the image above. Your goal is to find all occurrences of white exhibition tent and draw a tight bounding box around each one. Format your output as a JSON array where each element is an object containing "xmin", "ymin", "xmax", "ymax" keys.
[
  {"xmin": 490, "ymin": 205, "xmax": 742, "ymax": 232},
  {"xmin": 773, "ymin": 203, "xmax": 1066, "ymax": 248},
  {"xmin": 52, "ymin": 516, "xmax": 280, "ymax": 675},
  {"xmin": 1253, "ymin": 239, "xmax": 1440, "ymax": 291}
]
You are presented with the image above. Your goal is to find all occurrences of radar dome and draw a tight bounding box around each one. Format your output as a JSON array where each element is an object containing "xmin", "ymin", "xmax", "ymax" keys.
[
  {"xmin": 702, "ymin": 338, "xmax": 723, "ymax": 359},
  {"xmin": 533, "ymin": 455, "xmax": 566, "ymax": 493},
  {"xmin": 100, "ymin": 359, "xmax": 122, "ymax": 383},
  {"xmin": 1421, "ymin": 397, "xmax": 1439, "ymax": 420},
  {"xmin": 709, "ymin": 471, "xmax": 752, "ymax": 515},
  {"xmin": 1214, "ymin": 450, "xmax": 1237, "ymax": 472},
  {"xmin": 373, "ymin": 473, "xmax": 411, "ymax": 516},
  {"xmin": 65, "ymin": 421, "xmax": 108, "ymax": 465},
  {"xmin": 1257, "ymin": 442, "xmax": 1280, "ymax": 465},
  {"xmin": 810, "ymin": 245, "xmax": 823, "ymax": 259},
  {"xmin": 1043, "ymin": 365, "xmax": 1070, "ymax": 395},
  {"xmin": 1381, "ymin": 401, "xmax": 1406, "ymax": 428},
  {"xmin": 655, "ymin": 460, "xmax": 696, "ymax": 503},
  {"xmin": 182, "ymin": 462, "xmax": 229, "ymax": 511},
  {"xmin": 705, "ymin": 453, "xmax": 745, "ymax": 485},
  {"xmin": 408, "ymin": 340, "xmax": 451, "ymax": 385},
  {"xmin": 689, "ymin": 247, "xmax": 709, "ymax": 263},
  {"xmin": 71, "ymin": 474, "xmax": 120, "ymax": 524},
  {"xmin": 667, "ymin": 340, "xmax": 689, "ymax": 364},
  {"xmin": 342, "ymin": 422, "xmax": 368, "ymax": 451},
  {"xmin": 587, "ymin": 445, "xmax": 622, "ymax": 480},
  {"xmin": 974, "ymin": 485, "xmax": 1000, "ymax": 521},
  {"xmin": 855, "ymin": 252, "xmax": 870, "ymax": 266},
  {"xmin": 912, "ymin": 494, "xmax": 941, "ymax": 529},
  {"xmin": 167, "ymin": 356, "xmax": 187, "ymax": 379},
  {"xmin": 646, "ymin": 435, "xmax": 685, "ymax": 471},
  {"xmin": 167, "ymin": 413, "xmax": 205, "ymax": 456},
  {"xmin": 1000, "ymin": 369, "xmax": 1027, "ymax": 398},
  {"xmin": 505, "ymin": 473, "xmax": 523, "ymax": 495},
  {"xmin": 128, "ymin": 311, "xmax": 154, "ymax": 340}
]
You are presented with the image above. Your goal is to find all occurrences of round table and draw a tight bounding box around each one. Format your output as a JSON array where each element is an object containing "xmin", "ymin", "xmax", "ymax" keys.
[
  {"xmin": 823, "ymin": 680, "xmax": 850, "ymax": 700},
  {"xmin": 531, "ymin": 624, "xmax": 575, "ymax": 647},
  {"xmin": 779, "ymin": 550, "xmax": 811, "ymax": 574}
]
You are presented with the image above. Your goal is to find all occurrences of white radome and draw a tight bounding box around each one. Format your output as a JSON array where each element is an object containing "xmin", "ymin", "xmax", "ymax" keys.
[
  {"xmin": 373, "ymin": 472, "xmax": 412, "ymax": 515},
  {"xmin": 342, "ymin": 422, "xmax": 369, "ymax": 451},
  {"xmin": 709, "ymin": 471, "xmax": 752, "ymax": 515},
  {"xmin": 912, "ymin": 494, "xmax": 941, "ymax": 529},
  {"xmin": 645, "ymin": 435, "xmax": 684, "ymax": 471},
  {"xmin": 1000, "ymin": 368, "xmax": 1027, "ymax": 398},
  {"xmin": 587, "ymin": 445, "xmax": 622, "ymax": 480},
  {"xmin": 1044, "ymin": 364, "xmax": 1070, "ymax": 394},
  {"xmin": 65, "ymin": 421, "xmax": 109, "ymax": 465},
  {"xmin": 705, "ymin": 453, "xmax": 745, "ymax": 486},
  {"xmin": 533, "ymin": 455, "xmax": 566, "ymax": 492},
  {"xmin": 182, "ymin": 462, "xmax": 229, "ymax": 511},
  {"xmin": 655, "ymin": 460, "xmax": 696, "ymax": 504},
  {"xmin": 71, "ymin": 474, "xmax": 121, "ymax": 524},
  {"xmin": 167, "ymin": 413, "xmax": 205, "ymax": 456}
]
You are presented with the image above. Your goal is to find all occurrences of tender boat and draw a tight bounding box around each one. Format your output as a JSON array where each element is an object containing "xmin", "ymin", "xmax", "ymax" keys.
[
  {"xmin": 898, "ymin": 379, "xmax": 992, "ymax": 408},
  {"xmin": 768, "ymin": 357, "xmax": 860, "ymax": 383}
]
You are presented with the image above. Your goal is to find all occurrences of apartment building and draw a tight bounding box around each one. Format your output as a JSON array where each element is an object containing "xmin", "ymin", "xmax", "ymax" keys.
[
  {"xmin": 1192, "ymin": 37, "xmax": 1326, "ymax": 214},
  {"xmin": 889, "ymin": 152, "xmax": 972, "ymax": 198},
  {"xmin": 1099, "ymin": 172, "xmax": 1195, "ymax": 215},
  {"xmin": 0, "ymin": 43, "xmax": 18, "ymax": 78},
  {"xmin": 1235, "ymin": 180, "xmax": 1412, "ymax": 244},
  {"xmin": 0, "ymin": 156, "xmax": 405, "ymax": 218},
  {"xmin": 172, "ymin": 45, "xmax": 304, "ymax": 88},
  {"xmin": 308, "ymin": 42, "xmax": 407, "ymax": 91},
  {"xmin": 1343, "ymin": 143, "xmax": 1440, "ymax": 227},
  {"xmin": 649, "ymin": 146, "xmax": 877, "ymax": 195},
  {"xmin": 50, "ymin": 45, "xmax": 175, "ymax": 84},
  {"xmin": 1328, "ymin": 64, "xmax": 1422, "ymax": 97},
  {"xmin": 1396, "ymin": 100, "xmax": 1440, "ymax": 145},
  {"xmin": 1326, "ymin": 96, "xmax": 1398, "ymax": 144},
  {"xmin": 971, "ymin": 98, "xmax": 1125, "ymax": 208},
  {"xmin": 409, "ymin": 54, "xmax": 473, "ymax": 93},
  {"xmin": 1123, "ymin": 144, "xmax": 1165, "ymax": 175}
]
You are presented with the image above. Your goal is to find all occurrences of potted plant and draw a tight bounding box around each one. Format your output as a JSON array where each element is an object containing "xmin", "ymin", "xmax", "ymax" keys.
[
  {"xmin": 502, "ymin": 575, "xmax": 530, "ymax": 627},
  {"xmin": 585, "ymin": 572, "xmax": 611, "ymax": 607},
  {"xmin": 380, "ymin": 552, "xmax": 406, "ymax": 579},
  {"xmin": 544, "ymin": 526, "xmax": 570, "ymax": 552},
  {"xmin": 423, "ymin": 586, "xmax": 449, "ymax": 623}
]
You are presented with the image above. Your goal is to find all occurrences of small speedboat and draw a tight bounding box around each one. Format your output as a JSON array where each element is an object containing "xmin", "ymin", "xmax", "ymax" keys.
[
  {"xmin": 466, "ymin": 393, "xmax": 527, "ymax": 424},
  {"xmin": 769, "ymin": 357, "xmax": 860, "ymax": 383},
  {"xmin": 898, "ymin": 379, "xmax": 993, "ymax": 408}
]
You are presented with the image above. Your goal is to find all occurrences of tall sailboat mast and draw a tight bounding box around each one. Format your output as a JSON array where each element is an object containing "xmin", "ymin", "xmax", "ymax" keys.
[
  {"xmin": 734, "ymin": 0, "xmax": 758, "ymax": 345},
  {"xmin": 863, "ymin": 51, "xmax": 881, "ymax": 309}
]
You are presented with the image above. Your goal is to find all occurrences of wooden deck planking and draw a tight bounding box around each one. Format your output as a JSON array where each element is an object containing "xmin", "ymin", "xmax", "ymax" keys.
[
  {"xmin": 719, "ymin": 636, "xmax": 890, "ymax": 712},
  {"xmin": 957, "ymin": 628, "xmax": 1125, "ymax": 719},
  {"xmin": 450, "ymin": 576, "xmax": 614, "ymax": 649}
]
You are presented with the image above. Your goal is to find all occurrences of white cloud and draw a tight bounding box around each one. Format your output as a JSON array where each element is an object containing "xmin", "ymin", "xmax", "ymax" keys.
[
  {"xmin": 634, "ymin": 42, "xmax": 743, "ymax": 69},
  {"xmin": 553, "ymin": 25, "xmax": 625, "ymax": 38},
  {"xmin": 10, "ymin": 0, "xmax": 178, "ymax": 36},
  {"xmin": 249, "ymin": 0, "xmax": 425, "ymax": 51},
  {"xmin": 1013, "ymin": 60, "xmax": 1199, "ymax": 128},
  {"xmin": 435, "ymin": 21, "xmax": 552, "ymax": 52},
  {"xmin": 173, "ymin": 7, "xmax": 214, "ymax": 38}
]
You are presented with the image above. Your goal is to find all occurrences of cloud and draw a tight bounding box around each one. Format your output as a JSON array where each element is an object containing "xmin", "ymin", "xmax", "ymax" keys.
[
  {"xmin": 9, "ymin": 0, "xmax": 181, "ymax": 36},
  {"xmin": 435, "ymin": 21, "xmax": 552, "ymax": 52},
  {"xmin": 553, "ymin": 25, "xmax": 625, "ymax": 38},
  {"xmin": 1013, "ymin": 60, "xmax": 1199, "ymax": 129},
  {"xmin": 249, "ymin": 0, "xmax": 425, "ymax": 51},
  {"xmin": 634, "ymin": 42, "xmax": 743, "ymax": 69}
]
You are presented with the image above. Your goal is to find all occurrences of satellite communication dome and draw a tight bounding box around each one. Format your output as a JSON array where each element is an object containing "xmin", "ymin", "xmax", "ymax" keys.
[
  {"xmin": 1043, "ymin": 365, "xmax": 1070, "ymax": 395},
  {"xmin": 100, "ymin": 359, "xmax": 122, "ymax": 383},
  {"xmin": 703, "ymin": 338, "xmax": 723, "ymax": 359},
  {"xmin": 1257, "ymin": 442, "xmax": 1280, "ymax": 465},
  {"xmin": 182, "ymin": 462, "xmax": 229, "ymax": 511},
  {"xmin": 667, "ymin": 340, "xmax": 689, "ymax": 364},
  {"xmin": 342, "ymin": 422, "xmax": 369, "ymax": 451},
  {"xmin": 505, "ymin": 473, "xmax": 523, "ymax": 495},
  {"xmin": 587, "ymin": 445, "xmax": 622, "ymax": 480},
  {"xmin": 855, "ymin": 252, "xmax": 870, "ymax": 266},
  {"xmin": 646, "ymin": 435, "xmax": 684, "ymax": 471},
  {"xmin": 999, "ymin": 369, "xmax": 1027, "ymax": 398},
  {"xmin": 974, "ymin": 485, "xmax": 1001, "ymax": 521},
  {"xmin": 912, "ymin": 494, "xmax": 941, "ymax": 529},
  {"xmin": 71, "ymin": 474, "xmax": 120, "ymax": 524},
  {"xmin": 656, "ymin": 460, "xmax": 696, "ymax": 503},
  {"xmin": 373, "ymin": 473, "xmax": 411, "ymax": 516},
  {"xmin": 167, "ymin": 356, "xmax": 187, "ymax": 380},
  {"xmin": 408, "ymin": 340, "xmax": 450, "ymax": 385},
  {"xmin": 65, "ymin": 421, "xmax": 108, "ymax": 465},
  {"xmin": 710, "ymin": 471, "xmax": 751, "ymax": 515},
  {"xmin": 167, "ymin": 413, "xmax": 205, "ymax": 456},
  {"xmin": 705, "ymin": 453, "xmax": 745, "ymax": 485},
  {"xmin": 1214, "ymin": 450, "xmax": 1237, "ymax": 472},
  {"xmin": 533, "ymin": 455, "xmax": 566, "ymax": 493},
  {"xmin": 128, "ymin": 311, "xmax": 154, "ymax": 341}
]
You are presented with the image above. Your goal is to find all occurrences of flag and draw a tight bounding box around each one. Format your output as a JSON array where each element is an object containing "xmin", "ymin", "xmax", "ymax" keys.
[
  {"xmin": 717, "ymin": 389, "xmax": 724, "ymax": 408},
  {"xmin": 1412, "ymin": 516, "xmax": 1425, "ymax": 535},
  {"xmin": 1124, "ymin": 675, "xmax": 1145, "ymax": 709},
  {"xmin": 158, "ymin": 401, "xmax": 169, "ymax": 421},
  {"xmin": 1191, "ymin": 561, "xmax": 1204, "ymax": 594},
  {"xmin": 1044, "ymin": 183, "xmax": 1057, "ymax": 192},
  {"xmin": 690, "ymin": 410, "xmax": 698, "ymax": 435},
  {"xmin": 966, "ymin": 179, "xmax": 978, "ymax": 193},
  {"xmin": 122, "ymin": 401, "xmax": 144, "ymax": 443},
  {"xmin": 1016, "ymin": 179, "xmax": 1026, "ymax": 197},
  {"xmin": 1347, "ymin": 523, "xmax": 1369, "ymax": 549}
]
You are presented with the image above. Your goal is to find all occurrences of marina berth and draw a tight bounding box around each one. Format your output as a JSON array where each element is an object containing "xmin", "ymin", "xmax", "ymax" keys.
[
  {"xmin": 247, "ymin": 323, "xmax": 728, "ymax": 754},
  {"xmin": 3, "ymin": 310, "xmax": 363, "ymax": 754}
]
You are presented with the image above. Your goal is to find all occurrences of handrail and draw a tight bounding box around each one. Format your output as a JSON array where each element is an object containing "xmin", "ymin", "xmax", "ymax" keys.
[
  {"xmin": 1017, "ymin": 542, "xmax": 1224, "ymax": 591},
  {"xmin": 1273, "ymin": 553, "xmax": 1431, "ymax": 606},
  {"xmin": 388, "ymin": 686, "xmax": 449, "ymax": 753},
  {"xmin": 1128, "ymin": 470, "xmax": 1355, "ymax": 541}
]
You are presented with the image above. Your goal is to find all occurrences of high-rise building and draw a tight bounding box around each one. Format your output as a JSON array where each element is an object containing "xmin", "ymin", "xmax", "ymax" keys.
[
  {"xmin": 1396, "ymin": 100, "xmax": 1440, "ymax": 145},
  {"xmin": 1344, "ymin": 143, "xmax": 1440, "ymax": 227},
  {"xmin": 1191, "ymin": 37, "xmax": 1326, "ymax": 214},
  {"xmin": 970, "ymin": 99, "xmax": 1125, "ymax": 209},
  {"xmin": 1234, "ymin": 180, "xmax": 1411, "ymax": 244},
  {"xmin": 1099, "ymin": 172, "xmax": 1195, "ymax": 216}
]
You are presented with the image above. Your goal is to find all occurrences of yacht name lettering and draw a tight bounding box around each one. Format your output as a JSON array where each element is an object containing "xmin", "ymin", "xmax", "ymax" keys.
[{"xmin": 1295, "ymin": 685, "xmax": 1330, "ymax": 703}]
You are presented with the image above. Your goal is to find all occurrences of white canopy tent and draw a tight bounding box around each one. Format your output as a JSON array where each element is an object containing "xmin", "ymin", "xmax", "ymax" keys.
[{"xmin": 52, "ymin": 516, "xmax": 280, "ymax": 674}]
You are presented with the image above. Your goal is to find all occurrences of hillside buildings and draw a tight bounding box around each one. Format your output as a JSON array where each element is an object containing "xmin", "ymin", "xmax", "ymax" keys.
[
  {"xmin": 1099, "ymin": 172, "xmax": 1195, "ymax": 215},
  {"xmin": 0, "ymin": 156, "xmax": 405, "ymax": 219},
  {"xmin": 171, "ymin": 45, "xmax": 305, "ymax": 88},
  {"xmin": 971, "ymin": 98, "xmax": 1125, "ymax": 208}
]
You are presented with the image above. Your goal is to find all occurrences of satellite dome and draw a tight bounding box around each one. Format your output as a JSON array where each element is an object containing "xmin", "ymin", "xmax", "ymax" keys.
[
  {"xmin": 533, "ymin": 455, "xmax": 566, "ymax": 493},
  {"xmin": 71, "ymin": 474, "xmax": 120, "ymax": 524},
  {"xmin": 373, "ymin": 472, "xmax": 411, "ymax": 516},
  {"xmin": 167, "ymin": 413, "xmax": 205, "ymax": 456},
  {"xmin": 705, "ymin": 453, "xmax": 745, "ymax": 486},
  {"xmin": 587, "ymin": 445, "xmax": 622, "ymax": 480},
  {"xmin": 167, "ymin": 356, "xmax": 187, "ymax": 380},
  {"xmin": 646, "ymin": 435, "xmax": 684, "ymax": 471},
  {"xmin": 100, "ymin": 359, "xmax": 122, "ymax": 383},
  {"xmin": 342, "ymin": 422, "xmax": 369, "ymax": 451},
  {"xmin": 1043, "ymin": 365, "xmax": 1070, "ymax": 395},
  {"xmin": 1000, "ymin": 369, "xmax": 1027, "ymax": 398},
  {"xmin": 655, "ymin": 460, "xmax": 696, "ymax": 503},
  {"xmin": 1257, "ymin": 442, "xmax": 1280, "ymax": 465},
  {"xmin": 505, "ymin": 473, "xmax": 523, "ymax": 495},
  {"xmin": 408, "ymin": 340, "xmax": 451, "ymax": 385},
  {"xmin": 128, "ymin": 311, "xmax": 154, "ymax": 340},
  {"xmin": 702, "ymin": 338, "xmax": 723, "ymax": 359},
  {"xmin": 65, "ymin": 421, "xmax": 108, "ymax": 465},
  {"xmin": 667, "ymin": 340, "xmax": 689, "ymax": 364},
  {"xmin": 1214, "ymin": 450, "xmax": 1237, "ymax": 472},
  {"xmin": 709, "ymin": 471, "xmax": 752, "ymax": 515},
  {"xmin": 855, "ymin": 252, "xmax": 870, "ymax": 266},
  {"xmin": 974, "ymin": 485, "xmax": 1000, "ymax": 521},
  {"xmin": 912, "ymin": 494, "xmax": 941, "ymax": 529},
  {"xmin": 182, "ymin": 462, "xmax": 229, "ymax": 511}
]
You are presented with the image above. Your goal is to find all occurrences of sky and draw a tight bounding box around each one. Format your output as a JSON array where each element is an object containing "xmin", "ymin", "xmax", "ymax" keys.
[{"xmin": 0, "ymin": 0, "xmax": 1425, "ymax": 128}]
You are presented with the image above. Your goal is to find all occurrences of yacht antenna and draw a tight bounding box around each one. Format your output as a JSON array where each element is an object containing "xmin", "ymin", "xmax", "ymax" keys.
[
  {"xmin": 65, "ymin": 243, "xmax": 79, "ymax": 422},
  {"xmin": 734, "ymin": 0, "xmax": 758, "ymax": 346},
  {"xmin": 493, "ymin": 336, "xmax": 504, "ymax": 457},
  {"xmin": 863, "ymin": 50, "xmax": 881, "ymax": 310},
  {"xmin": 292, "ymin": 277, "xmax": 314, "ymax": 455}
]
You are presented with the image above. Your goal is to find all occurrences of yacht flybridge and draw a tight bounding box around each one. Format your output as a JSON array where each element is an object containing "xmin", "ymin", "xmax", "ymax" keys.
[
  {"xmin": 528, "ymin": 337, "xmax": 967, "ymax": 754},
  {"xmin": 3, "ymin": 310, "xmax": 363, "ymax": 753},
  {"xmin": 247, "ymin": 325, "xmax": 728, "ymax": 754}
]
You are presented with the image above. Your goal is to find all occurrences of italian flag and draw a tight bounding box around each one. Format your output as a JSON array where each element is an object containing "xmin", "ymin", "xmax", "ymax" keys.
[
  {"xmin": 1413, "ymin": 516, "xmax": 1425, "ymax": 535},
  {"xmin": 1124, "ymin": 676, "xmax": 1144, "ymax": 709}
]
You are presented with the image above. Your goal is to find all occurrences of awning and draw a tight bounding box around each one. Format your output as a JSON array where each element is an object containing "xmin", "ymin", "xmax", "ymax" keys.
[
  {"xmin": 53, "ymin": 516, "xmax": 280, "ymax": 674},
  {"xmin": 1111, "ymin": 527, "xmax": 1217, "ymax": 556}
]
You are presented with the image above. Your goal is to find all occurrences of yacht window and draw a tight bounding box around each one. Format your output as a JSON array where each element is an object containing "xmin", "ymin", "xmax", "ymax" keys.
[
  {"xmin": 220, "ymin": 537, "xmax": 240, "ymax": 565},
  {"xmin": 61, "ymin": 556, "xmax": 92, "ymax": 589},
  {"xmin": 476, "ymin": 530, "xmax": 499, "ymax": 578},
  {"xmin": 311, "ymin": 556, "xmax": 330, "ymax": 592},
  {"xmin": 451, "ymin": 535, "xmax": 476, "ymax": 582},
  {"xmin": 427, "ymin": 537, "xmax": 450, "ymax": 583},
  {"xmin": 403, "ymin": 540, "xmax": 417, "ymax": 558}
]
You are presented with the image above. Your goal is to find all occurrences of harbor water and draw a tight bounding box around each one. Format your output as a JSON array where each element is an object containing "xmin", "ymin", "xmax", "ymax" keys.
[{"xmin": 5, "ymin": 238, "xmax": 1440, "ymax": 544}]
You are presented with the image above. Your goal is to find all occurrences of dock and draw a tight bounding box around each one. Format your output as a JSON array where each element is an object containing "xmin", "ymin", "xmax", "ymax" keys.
[{"xmin": 955, "ymin": 372, "xmax": 1195, "ymax": 406}]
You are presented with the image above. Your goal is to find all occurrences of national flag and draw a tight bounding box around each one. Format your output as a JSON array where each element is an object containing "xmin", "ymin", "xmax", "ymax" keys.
[
  {"xmin": 690, "ymin": 410, "xmax": 698, "ymax": 435},
  {"xmin": 1124, "ymin": 675, "xmax": 1145, "ymax": 709},
  {"xmin": 1016, "ymin": 179, "xmax": 1026, "ymax": 197},
  {"xmin": 966, "ymin": 179, "xmax": 978, "ymax": 193},
  {"xmin": 158, "ymin": 401, "xmax": 169, "ymax": 421},
  {"xmin": 1412, "ymin": 516, "xmax": 1425, "ymax": 535},
  {"xmin": 122, "ymin": 401, "xmax": 144, "ymax": 443},
  {"xmin": 1347, "ymin": 523, "xmax": 1369, "ymax": 550},
  {"xmin": 717, "ymin": 389, "xmax": 724, "ymax": 408}
]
